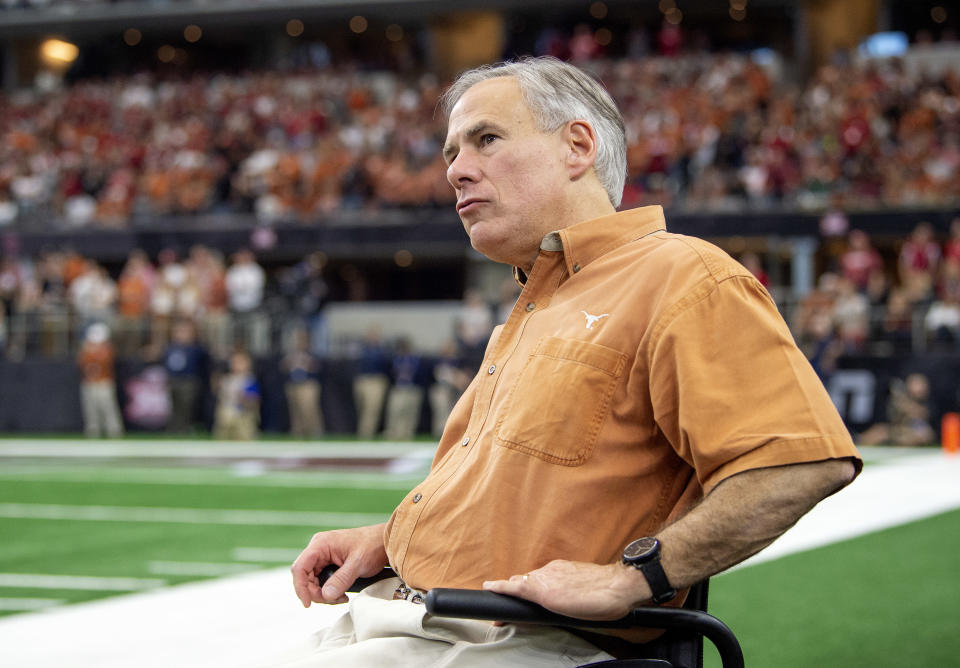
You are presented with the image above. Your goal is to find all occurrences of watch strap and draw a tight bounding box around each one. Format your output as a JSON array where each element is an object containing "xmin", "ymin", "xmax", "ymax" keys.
[{"xmin": 639, "ymin": 559, "xmax": 676, "ymax": 605}]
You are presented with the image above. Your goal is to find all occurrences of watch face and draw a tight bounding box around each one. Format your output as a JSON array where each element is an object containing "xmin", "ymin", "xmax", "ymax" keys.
[{"xmin": 623, "ymin": 536, "xmax": 658, "ymax": 561}]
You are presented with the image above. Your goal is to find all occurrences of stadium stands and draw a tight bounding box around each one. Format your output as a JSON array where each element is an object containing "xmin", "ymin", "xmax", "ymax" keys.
[
  {"xmin": 1, "ymin": 51, "xmax": 958, "ymax": 230},
  {"xmin": 0, "ymin": 3, "xmax": 958, "ymax": 439}
]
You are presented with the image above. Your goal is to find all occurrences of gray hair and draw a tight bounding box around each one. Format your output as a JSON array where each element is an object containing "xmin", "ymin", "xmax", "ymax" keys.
[{"xmin": 441, "ymin": 56, "xmax": 627, "ymax": 208}]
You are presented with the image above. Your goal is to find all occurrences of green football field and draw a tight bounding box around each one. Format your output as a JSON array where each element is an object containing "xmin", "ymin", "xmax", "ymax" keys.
[
  {"xmin": 0, "ymin": 442, "xmax": 420, "ymax": 616},
  {"xmin": 704, "ymin": 507, "xmax": 960, "ymax": 667},
  {"xmin": 1, "ymin": 439, "xmax": 958, "ymax": 667}
]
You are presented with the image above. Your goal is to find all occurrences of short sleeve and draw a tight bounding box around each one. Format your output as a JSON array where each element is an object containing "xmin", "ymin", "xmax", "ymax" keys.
[{"xmin": 648, "ymin": 275, "xmax": 861, "ymax": 493}]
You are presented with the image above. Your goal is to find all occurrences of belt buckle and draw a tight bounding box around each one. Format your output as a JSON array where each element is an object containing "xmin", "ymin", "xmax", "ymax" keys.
[{"xmin": 393, "ymin": 583, "xmax": 425, "ymax": 605}]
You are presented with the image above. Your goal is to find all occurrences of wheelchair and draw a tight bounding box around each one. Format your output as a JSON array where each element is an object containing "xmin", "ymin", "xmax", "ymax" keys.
[{"xmin": 318, "ymin": 566, "xmax": 744, "ymax": 668}]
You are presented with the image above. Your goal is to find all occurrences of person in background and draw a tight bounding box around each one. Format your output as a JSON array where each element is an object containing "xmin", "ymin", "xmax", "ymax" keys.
[
  {"xmin": 68, "ymin": 261, "xmax": 117, "ymax": 333},
  {"xmin": 213, "ymin": 350, "xmax": 261, "ymax": 441},
  {"xmin": 283, "ymin": 328, "xmax": 323, "ymax": 438},
  {"xmin": 353, "ymin": 326, "xmax": 390, "ymax": 439},
  {"xmin": 739, "ymin": 252, "xmax": 769, "ymax": 289},
  {"xmin": 857, "ymin": 373, "xmax": 936, "ymax": 447},
  {"xmin": 188, "ymin": 246, "xmax": 230, "ymax": 361},
  {"xmin": 455, "ymin": 288, "xmax": 494, "ymax": 372},
  {"xmin": 115, "ymin": 250, "xmax": 153, "ymax": 356},
  {"xmin": 840, "ymin": 229, "xmax": 883, "ymax": 292},
  {"xmin": 279, "ymin": 251, "xmax": 330, "ymax": 356},
  {"xmin": 150, "ymin": 249, "xmax": 183, "ymax": 347},
  {"xmin": 924, "ymin": 287, "xmax": 960, "ymax": 349},
  {"xmin": 383, "ymin": 337, "xmax": 424, "ymax": 440},
  {"xmin": 899, "ymin": 222, "xmax": 940, "ymax": 304},
  {"xmin": 162, "ymin": 319, "xmax": 208, "ymax": 433},
  {"xmin": 944, "ymin": 218, "xmax": 960, "ymax": 266},
  {"xmin": 832, "ymin": 276, "xmax": 870, "ymax": 353},
  {"xmin": 428, "ymin": 341, "xmax": 471, "ymax": 438},
  {"xmin": 76, "ymin": 322, "xmax": 124, "ymax": 438},
  {"xmin": 225, "ymin": 248, "xmax": 267, "ymax": 354}
]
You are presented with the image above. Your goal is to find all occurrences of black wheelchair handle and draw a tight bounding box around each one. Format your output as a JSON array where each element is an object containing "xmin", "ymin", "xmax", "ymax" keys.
[{"xmin": 425, "ymin": 588, "xmax": 744, "ymax": 668}]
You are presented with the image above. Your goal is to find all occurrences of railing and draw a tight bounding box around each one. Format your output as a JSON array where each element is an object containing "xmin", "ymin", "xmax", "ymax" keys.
[
  {"xmin": 2, "ymin": 309, "xmax": 288, "ymax": 361},
  {"xmin": 0, "ymin": 297, "xmax": 949, "ymax": 362}
]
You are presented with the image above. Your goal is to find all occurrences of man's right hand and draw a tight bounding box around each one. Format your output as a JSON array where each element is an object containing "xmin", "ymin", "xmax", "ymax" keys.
[{"xmin": 290, "ymin": 523, "xmax": 389, "ymax": 607}]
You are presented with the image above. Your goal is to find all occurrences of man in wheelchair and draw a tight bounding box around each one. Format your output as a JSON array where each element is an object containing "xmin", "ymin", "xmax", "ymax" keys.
[{"xmin": 289, "ymin": 57, "xmax": 862, "ymax": 667}]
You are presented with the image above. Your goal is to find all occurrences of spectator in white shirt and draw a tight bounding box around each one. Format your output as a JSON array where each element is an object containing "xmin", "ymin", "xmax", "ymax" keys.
[{"xmin": 225, "ymin": 249, "xmax": 267, "ymax": 354}]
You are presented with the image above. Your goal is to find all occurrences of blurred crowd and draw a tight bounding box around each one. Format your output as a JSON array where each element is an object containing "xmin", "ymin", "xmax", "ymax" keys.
[
  {"xmin": 0, "ymin": 67, "xmax": 452, "ymax": 228},
  {"xmin": 3, "ymin": 220, "xmax": 960, "ymax": 366},
  {"xmin": 0, "ymin": 243, "xmax": 279, "ymax": 360},
  {"xmin": 791, "ymin": 218, "xmax": 960, "ymax": 380},
  {"xmin": 18, "ymin": 220, "xmax": 957, "ymax": 441},
  {"xmin": 599, "ymin": 54, "xmax": 960, "ymax": 212},
  {"xmin": 1, "ymin": 49, "xmax": 958, "ymax": 228},
  {"xmin": 0, "ymin": 240, "xmax": 515, "ymax": 439}
]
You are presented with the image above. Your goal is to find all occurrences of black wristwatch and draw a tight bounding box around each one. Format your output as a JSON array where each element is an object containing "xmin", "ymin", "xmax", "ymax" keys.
[{"xmin": 622, "ymin": 537, "xmax": 676, "ymax": 604}]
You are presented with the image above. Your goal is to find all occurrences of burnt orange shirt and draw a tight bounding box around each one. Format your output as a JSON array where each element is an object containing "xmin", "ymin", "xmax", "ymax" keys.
[
  {"xmin": 77, "ymin": 342, "xmax": 116, "ymax": 383},
  {"xmin": 118, "ymin": 274, "xmax": 150, "ymax": 318},
  {"xmin": 385, "ymin": 206, "xmax": 860, "ymax": 592}
]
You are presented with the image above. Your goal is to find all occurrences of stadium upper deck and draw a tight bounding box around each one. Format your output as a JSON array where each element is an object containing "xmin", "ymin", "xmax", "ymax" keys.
[{"xmin": 0, "ymin": 50, "xmax": 957, "ymax": 233}]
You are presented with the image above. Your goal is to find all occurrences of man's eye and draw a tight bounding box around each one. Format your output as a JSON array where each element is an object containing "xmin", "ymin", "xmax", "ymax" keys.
[{"xmin": 480, "ymin": 134, "xmax": 497, "ymax": 146}]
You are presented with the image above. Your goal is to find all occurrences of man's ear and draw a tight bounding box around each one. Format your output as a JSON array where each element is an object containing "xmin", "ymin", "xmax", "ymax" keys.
[{"xmin": 564, "ymin": 120, "xmax": 598, "ymax": 180}]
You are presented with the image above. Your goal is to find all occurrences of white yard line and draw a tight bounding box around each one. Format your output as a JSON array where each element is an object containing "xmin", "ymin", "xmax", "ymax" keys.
[
  {"xmin": 147, "ymin": 561, "xmax": 261, "ymax": 577},
  {"xmin": 232, "ymin": 547, "xmax": 304, "ymax": 563},
  {"xmin": 0, "ymin": 568, "xmax": 345, "ymax": 668},
  {"xmin": 0, "ymin": 598, "xmax": 65, "ymax": 611},
  {"xmin": 0, "ymin": 503, "xmax": 388, "ymax": 527},
  {"xmin": 0, "ymin": 574, "xmax": 166, "ymax": 591},
  {"xmin": 0, "ymin": 466, "xmax": 422, "ymax": 489},
  {"xmin": 1, "ymin": 449, "xmax": 959, "ymax": 668},
  {"xmin": 0, "ymin": 439, "xmax": 434, "ymax": 460}
]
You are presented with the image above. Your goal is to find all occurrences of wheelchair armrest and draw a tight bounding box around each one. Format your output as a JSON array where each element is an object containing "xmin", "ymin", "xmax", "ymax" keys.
[{"xmin": 425, "ymin": 588, "xmax": 744, "ymax": 668}]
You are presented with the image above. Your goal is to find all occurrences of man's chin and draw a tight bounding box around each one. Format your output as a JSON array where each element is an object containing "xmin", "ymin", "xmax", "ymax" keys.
[{"xmin": 468, "ymin": 232, "xmax": 511, "ymax": 264}]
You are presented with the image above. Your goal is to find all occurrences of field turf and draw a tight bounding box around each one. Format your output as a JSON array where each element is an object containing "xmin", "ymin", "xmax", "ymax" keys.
[
  {"xmin": 2, "ymin": 440, "xmax": 958, "ymax": 668},
  {"xmin": 0, "ymin": 454, "xmax": 417, "ymax": 615},
  {"xmin": 705, "ymin": 506, "xmax": 960, "ymax": 667}
]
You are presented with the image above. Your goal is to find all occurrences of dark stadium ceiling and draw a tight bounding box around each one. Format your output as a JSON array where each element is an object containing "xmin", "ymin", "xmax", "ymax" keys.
[{"xmin": 0, "ymin": 0, "xmax": 798, "ymax": 38}]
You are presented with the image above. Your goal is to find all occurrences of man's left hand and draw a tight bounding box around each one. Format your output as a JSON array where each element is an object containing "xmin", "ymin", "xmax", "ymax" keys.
[{"xmin": 482, "ymin": 559, "xmax": 651, "ymax": 621}]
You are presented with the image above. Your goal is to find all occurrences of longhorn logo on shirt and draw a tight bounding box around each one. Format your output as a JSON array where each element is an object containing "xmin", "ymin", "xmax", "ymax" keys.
[{"xmin": 581, "ymin": 310, "xmax": 610, "ymax": 330}]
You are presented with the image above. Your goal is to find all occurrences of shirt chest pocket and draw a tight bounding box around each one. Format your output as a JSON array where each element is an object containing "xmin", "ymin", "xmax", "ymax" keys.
[{"xmin": 494, "ymin": 336, "xmax": 627, "ymax": 466}]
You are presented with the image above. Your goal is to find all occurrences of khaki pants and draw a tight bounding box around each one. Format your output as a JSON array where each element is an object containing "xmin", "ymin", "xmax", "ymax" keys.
[
  {"xmin": 80, "ymin": 380, "xmax": 124, "ymax": 438},
  {"xmin": 285, "ymin": 380, "xmax": 323, "ymax": 437},
  {"xmin": 214, "ymin": 406, "xmax": 259, "ymax": 441},
  {"xmin": 353, "ymin": 374, "xmax": 389, "ymax": 438},
  {"xmin": 384, "ymin": 385, "xmax": 423, "ymax": 440},
  {"xmin": 272, "ymin": 578, "xmax": 612, "ymax": 668}
]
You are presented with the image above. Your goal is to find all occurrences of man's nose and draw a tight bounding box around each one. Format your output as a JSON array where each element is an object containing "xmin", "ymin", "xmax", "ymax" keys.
[{"xmin": 446, "ymin": 151, "xmax": 480, "ymax": 189}]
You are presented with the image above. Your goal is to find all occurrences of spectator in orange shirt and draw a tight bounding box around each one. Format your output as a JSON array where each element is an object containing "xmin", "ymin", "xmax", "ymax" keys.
[
  {"xmin": 116, "ymin": 251, "xmax": 153, "ymax": 355},
  {"xmin": 76, "ymin": 322, "xmax": 124, "ymax": 438}
]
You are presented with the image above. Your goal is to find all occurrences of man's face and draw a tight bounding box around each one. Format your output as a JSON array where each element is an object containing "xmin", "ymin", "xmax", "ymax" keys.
[{"xmin": 443, "ymin": 77, "xmax": 571, "ymax": 268}]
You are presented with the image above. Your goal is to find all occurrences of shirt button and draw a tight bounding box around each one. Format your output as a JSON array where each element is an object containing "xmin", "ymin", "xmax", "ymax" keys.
[
  {"xmin": 525, "ymin": 302, "xmax": 536, "ymax": 312},
  {"xmin": 461, "ymin": 436, "xmax": 470, "ymax": 446},
  {"xmin": 573, "ymin": 263, "xmax": 581, "ymax": 273},
  {"xmin": 487, "ymin": 365, "xmax": 496, "ymax": 374},
  {"xmin": 412, "ymin": 493, "xmax": 422, "ymax": 503}
]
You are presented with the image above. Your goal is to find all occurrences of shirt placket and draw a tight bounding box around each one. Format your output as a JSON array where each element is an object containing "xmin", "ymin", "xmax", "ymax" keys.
[{"xmin": 389, "ymin": 248, "xmax": 567, "ymax": 571}]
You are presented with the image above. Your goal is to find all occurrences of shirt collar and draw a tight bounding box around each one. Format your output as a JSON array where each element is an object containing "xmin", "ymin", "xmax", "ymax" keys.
[{"xmin": 529, "ymin": 205, "xmax": 667, "ymax": 279}]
